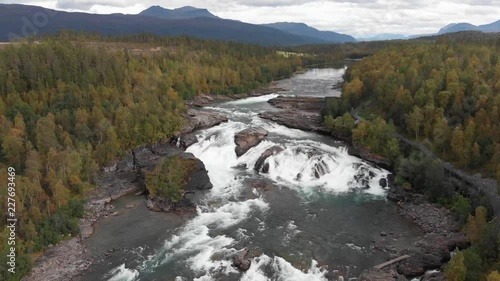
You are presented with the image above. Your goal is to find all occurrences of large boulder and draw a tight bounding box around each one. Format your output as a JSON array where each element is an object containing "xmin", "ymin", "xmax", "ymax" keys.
[
  {"xmin": 254, "ymin": 146, "xmax": 284, "ymax": 172},
  {"xmin": 312, "ymin": 159, "xmax": 330, "ymax": 179},
  {"xmin": 259, "ymin": 111, "xmax": 329, "ymax": 135},
  {"xmin": 180, "ymin": 109, "xmax": 228, "ymax": 135},
  {"xmin": 232, "ymin": 249, "xmax": 251, "ymax": 271},
  {"xmin": 125, "ymin": 143, "xmax": 212, "ymax": 213},
  {"xmin": 268, "ymin": 96, "xmax": 326, "ymax": 111},
  {"xmin": 397, "ymin": 253, "xmax": 441, "ymax": 277},
  {"xmin": 397, "ymin": 233, "xmax": 468, "ymax": 277},
  {"xmin": 179, "ymin": 133, "xmax": 199, "ymax": 149},
  {"xmin": 234, "ymin": 127, "xmax": 268, "ymax": 157},
  {"xmin": 181, "ymin": 152, "xmax": 213, "ymax": 191}
]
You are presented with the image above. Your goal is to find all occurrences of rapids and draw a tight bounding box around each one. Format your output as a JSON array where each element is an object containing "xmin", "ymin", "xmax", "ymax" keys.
[{"xmin": 83, "ymin": 69, "xmax": 421, "ymax": 281}]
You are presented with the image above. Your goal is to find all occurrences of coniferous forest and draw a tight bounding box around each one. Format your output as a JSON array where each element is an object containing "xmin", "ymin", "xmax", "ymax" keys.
[{"xmin": 0, "ymin": 33, "xmax": 302, "ymax": 280}]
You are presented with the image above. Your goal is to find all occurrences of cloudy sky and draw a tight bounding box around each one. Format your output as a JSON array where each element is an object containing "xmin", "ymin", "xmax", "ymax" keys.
[{"xmin": 1, "ymin": 0, "xmax": 500, "ymax": 37}]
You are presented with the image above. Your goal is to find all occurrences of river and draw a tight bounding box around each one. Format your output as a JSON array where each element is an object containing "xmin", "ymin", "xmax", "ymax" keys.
[{"xmin": 80, "ymin": 68, "xmax": 422, "ymax": 281}]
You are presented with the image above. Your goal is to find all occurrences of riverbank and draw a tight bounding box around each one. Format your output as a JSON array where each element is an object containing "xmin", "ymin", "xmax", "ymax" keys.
[
  {"xmin": 258, "ymin": 95, "xmax": 471, "ymax": 280},
  {"xmin": 21, "ymin": 83, "xmax": 288, "ymax": 281},
  {"xmin": 23, "ymin": 142, "xmax": 214, "ymax": 280}
]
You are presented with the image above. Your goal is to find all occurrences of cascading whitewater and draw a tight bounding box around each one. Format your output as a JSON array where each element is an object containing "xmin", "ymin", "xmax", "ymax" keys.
[{"xmin": 105, "ymin": 70, "xmax": 392, "ymax": 281}]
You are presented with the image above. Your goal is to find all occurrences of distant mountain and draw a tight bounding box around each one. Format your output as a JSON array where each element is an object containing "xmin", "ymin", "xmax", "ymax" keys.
[
  {"xmin": 438, "ymin": 23, "xmax": 478, "ymax": 34},
  {"xmin": 480, "ymin": 20, "xmax": 500, "ymax": 33},
  {"xmin": 437, "ymin": 20, "xmax": 500, "ymax": 34},
  {"xmin": 412, "ymin": 31, "xmax": 500, "ymax": 43},
  {"xmin": 0, "ymin": 4, "xmax": 330, "ymax": 46},
  {"xmin": 357, "ymin": 34, "xmax": 407, "ymax": 41},
  {"xmin": 262, "ymin": 22, "xmax": 356, "ymax": 43},
  {"xmin": 140, "ymin": 5, "xmax": 218, "ymax": 19}
]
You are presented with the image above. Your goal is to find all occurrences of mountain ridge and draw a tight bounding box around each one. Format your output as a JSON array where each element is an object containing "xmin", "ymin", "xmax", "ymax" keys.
[
  {"xmin": 139, "ymin": 5, "xmax": 218, "ymax": 19},
  {"xmin": 262, "ymin": 22, "xmax": 357, "ymax": 43},
  {"xmin": 0, "ymin": 4, "xmax": 330, "ymax": 46},
  {"xmin": 438, "ymin": 20, "xmax": 500, "ymax": 34}
]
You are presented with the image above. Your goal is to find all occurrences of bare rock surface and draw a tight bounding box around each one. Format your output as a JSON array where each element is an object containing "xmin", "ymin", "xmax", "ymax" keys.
[
  {"xmin": 181, "ymin": 108, "xmax": 228, "ymax": 136},
  {"xmin": 22, "ymin": 239, "xmax": 92, "ymax": 281},
  {"xmin": 232, "ymin": 249, "xmax": 252, "ymax": 271},
  {"xmin": 234, "ymin": 127, "xmax": 268, "ymax": 157},
  {"xmin": 254, "ymin": 145, "xmax": 284, "ymax": 172}
]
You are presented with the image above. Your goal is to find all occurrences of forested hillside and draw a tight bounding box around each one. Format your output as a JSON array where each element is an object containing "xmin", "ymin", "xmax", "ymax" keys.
[
  {"xmin": 325, "ymin": 35, "xmax": 500, "ymax": 279},
  {"xmin": 328, "ymin": 36, "xmax": 500, "ymax": 176},
  {"xmin": 0, "ymin": 33, "xmax": 302, "ymax": 280}
]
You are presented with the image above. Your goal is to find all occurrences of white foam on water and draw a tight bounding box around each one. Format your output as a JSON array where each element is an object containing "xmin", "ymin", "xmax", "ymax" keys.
[
  {"xmin": 265, "ymin": 124, "xmax": 314, "ymax": 139},
  {"xmin": 154, "ymin": 198, "xmax": 269, "ymax": 272},
  {"xmin": 240, "ymin": 255, "xmax": 273, "ymax": 281},
  {"xmin": 241, "ymin": 255, "xmax": 328, "ymax": 281},
  {"xmin": 287, "ymin": 220, "xmax": 298, "ymax": 231},
  {"xmin": 187, "ymin": 121, "xmax": 246, "ymax": 196},
  {"xmin": 251, "ymin": 117, "xmax": 315, "ymax": 139},
  {"xmin": 236, "ymin": 140, "xmax": 280, "ymax": 168},
  {"xmin": 107, "ymin": 85, "xmax": 391, "ymax": 280},
  {"xmin": 188, "ymin": 119, "xmax": 389, "ymax": 197},
  {"xmin": 204, "ymin": 106, "xmax": 255, "ymax": 118},
  {"xmin": 225, "ymin": 94, "xmax": 280, "ymax": 105},
  {"xmin": 291, "ymin": 68, "xmax": 346, "ymax": 81},
  {"xmin": 106, "ymin": 264, "xmax": 139, "ymax": 281},
  {"xmin": 129, "ymin": 128, "xmax": 272, "ymax": 279},
  {"xmin": 263, "ymin": 143, "xmax": 388, "ymax": 196},
  {"xmin": 282, "ymin": 220, "xmax": 301, "ymax": 246},
  {"xmin": 345, "ymin": 243, "xmax": 363, "ymax": 252},
  {"xmin": 272, "ymin": 257, "xmax": 327, "ymax": 281}
]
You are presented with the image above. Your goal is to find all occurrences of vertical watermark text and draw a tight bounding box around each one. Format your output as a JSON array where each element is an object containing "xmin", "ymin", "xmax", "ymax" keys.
[{"xmin": 6, "ymin": 167, "xmax": 16, "ymax": 274}]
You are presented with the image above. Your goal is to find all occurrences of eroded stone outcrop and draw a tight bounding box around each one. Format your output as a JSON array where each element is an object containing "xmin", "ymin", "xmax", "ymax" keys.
[
  {"xmin": 127, "ymin": 144, "xmax": 212, "ymax": 212},
  {"xmin": 177, "ymin": 109, "xmax": 228, "ymax": 148},
  {"xmin": 268, "ymin": 96, "xmax": 326, "ymax": 111},
  {"xmin": 232, "ymin": 249, "xmax": 252, "ymax": 271},
  {"xmin": 254, "ymin": 146, "xmax": 284, "ymax": 172},
  {"xmin": 234, "ymin": 127, "xmax": 268, "ymax": 157}
]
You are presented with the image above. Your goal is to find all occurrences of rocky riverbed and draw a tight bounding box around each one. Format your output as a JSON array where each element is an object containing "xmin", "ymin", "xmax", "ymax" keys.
[
  {"xmin": 382, "ymin": 184, "xmax": 468, "ymax": 279},
  {"xmin": 258, "ymin": 95, "xmax": 468, "ymax": 280},
  {"xmin": 260, "ymin": 96, "xmax": 393, "ymax": 170}
]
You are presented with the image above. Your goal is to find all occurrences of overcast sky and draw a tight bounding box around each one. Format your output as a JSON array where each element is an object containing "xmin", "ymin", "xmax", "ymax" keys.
[{"xmin": 1, "ymin": 0, "xmax": 500, "ymax": 37}]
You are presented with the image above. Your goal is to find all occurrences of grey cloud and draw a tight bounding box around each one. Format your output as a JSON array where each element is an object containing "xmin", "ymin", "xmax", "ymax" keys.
[
  {"xmin": 232, "ymin": 0, "xmax": 381, "ymax": 7},
  {"xmin": 56, "ymin": 0, "xmax": 131, "ymax": 9},
  {"xmin": 2, "ymin": 0, "xmax": 499, "ymax": 38}
]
